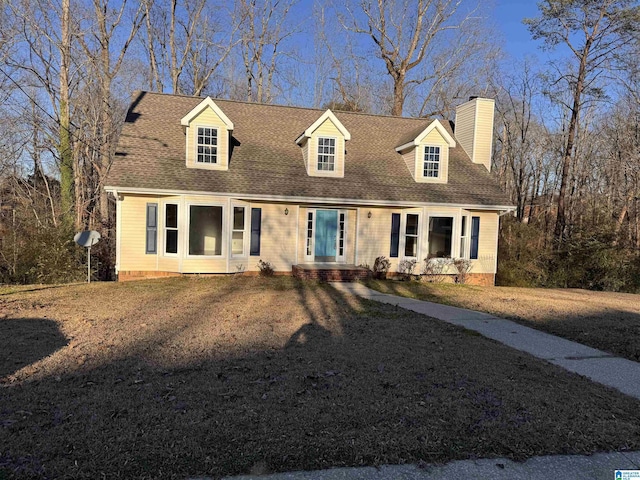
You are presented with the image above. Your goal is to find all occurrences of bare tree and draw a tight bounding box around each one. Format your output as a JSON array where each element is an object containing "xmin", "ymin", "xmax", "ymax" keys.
[
  {"xmin": 341, "ymin": 0, "xmax": 489, "ymax": 116},
  {"xmin": 78, "ymin": 0, "xmax": 145, "ymax": 228},
  {"xmin": 525, "ymin": 0, "xmax": 640, "ymax": 247},
  {"xmin": 237, "ymin": 0, "xmax": 298, "ymax": 104},
  {"xmin": 494, "ymin": 60, "xmax": 541, "ymax": 222},
  {"xmin": 313, "ymin": 3, "xmax": 373, "ymax": 112},
  {"xmin": 140, "ymin": 0, "xmax": 236, "ymax": 96},
  {"xmin": 7, "ymin": 0, "xmax": 77, "ymax": 228}
]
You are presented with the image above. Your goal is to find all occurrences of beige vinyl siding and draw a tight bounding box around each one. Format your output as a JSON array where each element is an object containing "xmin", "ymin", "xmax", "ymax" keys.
[
  {"xmin": 454, "ymin": 100, "xmax": 476, "ymax": 163},
  {"xmin": 300, "ymin": 138, "xmax": 309, "ymax": 171},
  {"xmin": 454, "ymin": 97, "xmax": 494, "ymax": 171},
  {"xmin": 307, "ymin": 118, "xmax": 345, "ymax": 177},
  {"xmin": 157, "ymin": 255, "xmax": 179, "ymax": 272},
  {"xmin": 297, "ymin": 207, "xmax": 308, "ymax": 264},
  {"xmin": 346, "ymin": 210, "xmax": 356, "ymax": 264},
  {"xmin": 401, "ymin": 149, "xmax": 415, "ymax": 180},
  {"xmin": 119, "ymin": 195, "xmax": 159, "ymax": 272},
  {"xmin": 473, "ymin": 99, "xmax": 495, "ymax": 172},
  {"xmin": 357, "ymin": 207, "xmax": 399, "ymax": 270},
  {"xmin": 250, "ymin": 203, "xmax": 298, "ymax": 271},
  {"xmin": 186, "ymin": 107, "xmax": 229, "ymax": 170},
  {"xmin": 181, "ymin": 257, "xmax": 227, "ymax": 273},
  {"xmin": 472, "ymin": 211, "xmax": 499, "ymax": 274},
  {"xmin": 117, "ymin": 192, "xmax": 501, "ymax": 276}
]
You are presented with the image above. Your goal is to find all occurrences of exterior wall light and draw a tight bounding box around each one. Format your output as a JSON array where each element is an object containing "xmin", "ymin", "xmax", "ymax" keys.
[
  {"xmin": 367, "ymin": 211, "xmax": 372, "ymax": 218},
  {"xmin": 284, "ymin": 208, "xmax": 289, "ymax": 215}
]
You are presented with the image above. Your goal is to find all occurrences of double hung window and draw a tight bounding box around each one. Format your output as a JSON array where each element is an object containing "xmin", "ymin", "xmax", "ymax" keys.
[
  {"xmin": 197, "ymin": 127, "xmax": 218, "ymax": 164},
  {"xmin": 404, "ymin": 214, "xmax": 419, "ymax": 257},
  {"xmin": 165, "ymin": 204, "xmax": 178, "ymax": 254},
  {"xmin": 317, "ymin": 137, "xmax": 336, "ymax": 171},
  {"xmin": 423, "ymin": 146, "xmax": 440, "ymax": 178}
]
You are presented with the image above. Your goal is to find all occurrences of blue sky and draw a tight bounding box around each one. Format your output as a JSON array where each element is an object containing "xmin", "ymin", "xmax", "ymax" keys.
[{"xmin": 494, "ymin": 0, "xmax": 544, "ymax": 60}]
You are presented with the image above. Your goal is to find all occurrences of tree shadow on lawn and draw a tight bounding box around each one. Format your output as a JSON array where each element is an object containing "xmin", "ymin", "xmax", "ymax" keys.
[
  {"xmin": 0, "ymin": 318, "xmax": 68, "ymax": 377},
  {"xmin": 2, "ymin": 278, "xmax": 640, "ymax": 479}
]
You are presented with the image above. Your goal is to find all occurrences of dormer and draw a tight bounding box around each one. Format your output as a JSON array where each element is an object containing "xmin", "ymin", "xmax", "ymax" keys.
[
  {"xmin": 295, "ymin": 110, "xmax": 350, "ymax": 178},
  {"xmin": 395, "ymin": 119, "xmax": 456, "ymax": 184},
  {"xmin": 181, "ymin": 97, "xmax": 234, "ymax": 171}
]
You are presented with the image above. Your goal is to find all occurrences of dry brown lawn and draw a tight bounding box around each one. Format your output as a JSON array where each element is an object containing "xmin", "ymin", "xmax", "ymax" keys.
[
  {"xmin": 365, "ymin": 279, "xmax": 640, "ymax": 362},
  {"xmin": 1, "ymin": 277, "xmax": 640, "ymax": 479}
]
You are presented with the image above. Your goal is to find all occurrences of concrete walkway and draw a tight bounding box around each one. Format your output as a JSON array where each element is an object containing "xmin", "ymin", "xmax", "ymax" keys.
[
  {"xmin": 330, "ymin": 282, "xmax": 640, "ymax": 401},
  {"xmin": 220, "ymin": 451, "xmax": 640, "ymax": 480}
]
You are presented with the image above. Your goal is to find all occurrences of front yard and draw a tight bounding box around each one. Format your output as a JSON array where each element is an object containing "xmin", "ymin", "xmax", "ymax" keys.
[
  {"xmin": 2, "ymin": 277, "xmax": 640, "ymax": 479},
  {"xmin": 365, "ymin": 279, "xmax": 640, "ymax": 362}
]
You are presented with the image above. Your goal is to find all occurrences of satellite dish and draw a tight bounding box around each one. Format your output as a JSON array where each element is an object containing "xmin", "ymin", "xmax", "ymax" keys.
[
  {"xmin": 74, "ymin": 230, "xmax": 101, "ymax": 247},
  {"xmin": 74, "ymin": 231, "xmax": 101, "ymax": 283}
]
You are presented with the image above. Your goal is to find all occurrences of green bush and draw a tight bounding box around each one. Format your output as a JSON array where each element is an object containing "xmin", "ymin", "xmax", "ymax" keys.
[
  {"xmin": 496, "ymin": 217, "xmax": 548, "ymax": 287},
  {"xmin": 0, "ymin": 224, "xmax": 86, "ymax": 284},
  {"xmin": 498, "ymin": 216, "xmax": 640, "ymax": 293}
]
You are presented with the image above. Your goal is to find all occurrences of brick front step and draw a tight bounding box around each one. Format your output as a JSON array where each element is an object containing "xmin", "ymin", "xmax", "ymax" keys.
[{"xmin": 292, "ymin": 265, "xmax": 371, "ymax": 282}]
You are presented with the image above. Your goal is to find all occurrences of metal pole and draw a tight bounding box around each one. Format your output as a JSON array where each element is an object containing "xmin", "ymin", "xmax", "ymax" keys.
[{"xmin": 88, "ymin": 245, "xmax": 91, "ymax": 283}]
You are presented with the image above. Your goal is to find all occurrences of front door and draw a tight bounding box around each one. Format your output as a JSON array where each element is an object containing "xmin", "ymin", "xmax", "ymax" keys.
[{"xmin": 314, "ymin": 209, "xmax": 338, "ymax": 262}]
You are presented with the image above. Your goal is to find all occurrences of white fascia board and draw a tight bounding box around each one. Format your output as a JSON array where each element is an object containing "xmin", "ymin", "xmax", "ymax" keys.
[
  {"xmin": 295, "ymin": 109, "xmax": 351, "ymax": 145},
  {"xmin": 180, "ymin": 96, "xmax": 234, "ymax": 130},
  {"xmin": 395, "ymin": 142, "xmax": 414, "ymax": 152},
  {"xmin": 395, "ymin": 119, "xmax": 456, "ymax": 152},
  {"xmin": 104, "ymin": 185, "xmax": 515, "ymax": 211}
]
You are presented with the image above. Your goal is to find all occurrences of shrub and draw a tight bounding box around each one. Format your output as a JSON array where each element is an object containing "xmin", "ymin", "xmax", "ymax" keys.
[
  {"xmin": 372, "ymin": 256, "xmax": 391, "ymax": 279},
  {"xmin": 422, "ymin": 257, "xmax": 451, "ymax": 283},
  {"xmin": 496, "ymin": 217, "xmax": 548, "ymax": 287},
  {"xmin": 0, "ymin": 223, "xmax": 86, "ymax": 284},
  {"xmin": 452, "ymin": 258, "xmax": 472, "ymax": 284},
  {"xmin": 398, "ymin": 258, "xmax": 418, "ymax": 280},
  {"xmin": 257, "ymin": 259, "xmax": 274, "ymax": 277},
  {"xmin": 497, "ymin": 215, "xmax": 640, "ymax": 293}
]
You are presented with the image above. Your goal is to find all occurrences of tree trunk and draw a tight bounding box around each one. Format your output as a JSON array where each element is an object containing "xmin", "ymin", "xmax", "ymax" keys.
[
  {"xmin": 554, "ymin": 44, "xmax": 589, "ymax": 248},
  {"xmin": 391, "ymin": 75, "xmax": 404, "ymax": 116},
  {"xmin": 59, "ymin": 0, "xmax": 74, "ymax": 231}
]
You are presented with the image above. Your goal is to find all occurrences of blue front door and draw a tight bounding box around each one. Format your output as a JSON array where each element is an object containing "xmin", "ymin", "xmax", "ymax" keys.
[{"xmin": 315, "ymin": 210, "xmax": 338, "ymax": 261}]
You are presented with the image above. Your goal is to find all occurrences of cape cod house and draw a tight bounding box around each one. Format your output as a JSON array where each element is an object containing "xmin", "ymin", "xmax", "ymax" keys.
[{"xmin": 105, "ymin": 91, "xmax": 513, "ymax": 284}]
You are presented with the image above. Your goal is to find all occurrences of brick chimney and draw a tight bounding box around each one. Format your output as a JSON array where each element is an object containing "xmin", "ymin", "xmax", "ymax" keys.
[{"xmin": 454, "ymin": 97, "xmax": 495, "ymax": 171}]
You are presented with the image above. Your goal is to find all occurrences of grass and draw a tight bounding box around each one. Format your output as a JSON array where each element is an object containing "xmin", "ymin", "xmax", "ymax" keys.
[
  {"xmin": 1, "ymin": 276, "xmax": 640, "ymax": 479},
  {"xmin": 364, "ymin": 279, "xmax": 640, "ymax": 362}
]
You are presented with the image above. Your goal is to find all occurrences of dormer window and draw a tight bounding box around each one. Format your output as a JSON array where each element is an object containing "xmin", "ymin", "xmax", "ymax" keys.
[
  {"xmin": 395, "ymin": 119, "xmax": 455, "ymax": 184},
  {"xmin": 180, "ymin": 97, "xmax": 234, "ymax": 171},
  {"xmin": 296, "ymin": 109, "xmax": 350, "ymax": 178},
  {"xmin": 318, "ymin": 137, "xmax": 336, "ymax": 171},
  {"xmin": 423, "ymin": 146, "xmax": 440, "ymax": 178},
  {"xmin": 197, "ymin": 127, "xmax": 218, "ymax": 164}
]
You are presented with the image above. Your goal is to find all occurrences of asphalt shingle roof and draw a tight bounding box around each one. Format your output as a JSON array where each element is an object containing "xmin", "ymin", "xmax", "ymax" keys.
[{"xmin": 107, "ymin": 91, "xmax": 512, "ymax": 207}]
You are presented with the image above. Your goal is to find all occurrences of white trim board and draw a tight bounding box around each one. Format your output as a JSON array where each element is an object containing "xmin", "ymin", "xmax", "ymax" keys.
[{"xmin": 105, "ymin": 186, "xmax": 515, "ymax": 213}]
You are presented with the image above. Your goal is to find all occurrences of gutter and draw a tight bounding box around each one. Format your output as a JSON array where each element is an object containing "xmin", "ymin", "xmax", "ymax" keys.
[{"xmin": 104, "ymin": 185, "xmax": 516, "ymax": 212}]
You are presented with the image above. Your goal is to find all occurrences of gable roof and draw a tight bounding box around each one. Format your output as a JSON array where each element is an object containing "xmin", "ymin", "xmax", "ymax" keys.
[
  {"xmin": 394, "ymin": 119, "xmax": 456, "ymax": 152},
  {"xmin": 106, "ymin": 91, "xmax": 512, "ymax": 208},
  {"xmin": 295, "ymin": 109, "xmax": 351, "ymax": 144},
  {"xmin": 180, "ymin": 96, "xmax": 234, "ymax": 130}
]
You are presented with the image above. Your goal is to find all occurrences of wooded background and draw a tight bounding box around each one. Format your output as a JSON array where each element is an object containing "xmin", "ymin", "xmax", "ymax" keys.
[{"xmin": 0, "ymin": 0, "xmax": 639, "ymax": 290}]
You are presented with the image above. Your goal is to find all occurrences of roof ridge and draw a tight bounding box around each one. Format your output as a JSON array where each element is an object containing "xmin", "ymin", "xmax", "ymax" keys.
[{"xmin": 136, "ymin": 90, "xmax": 434, "ymax": 123}]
